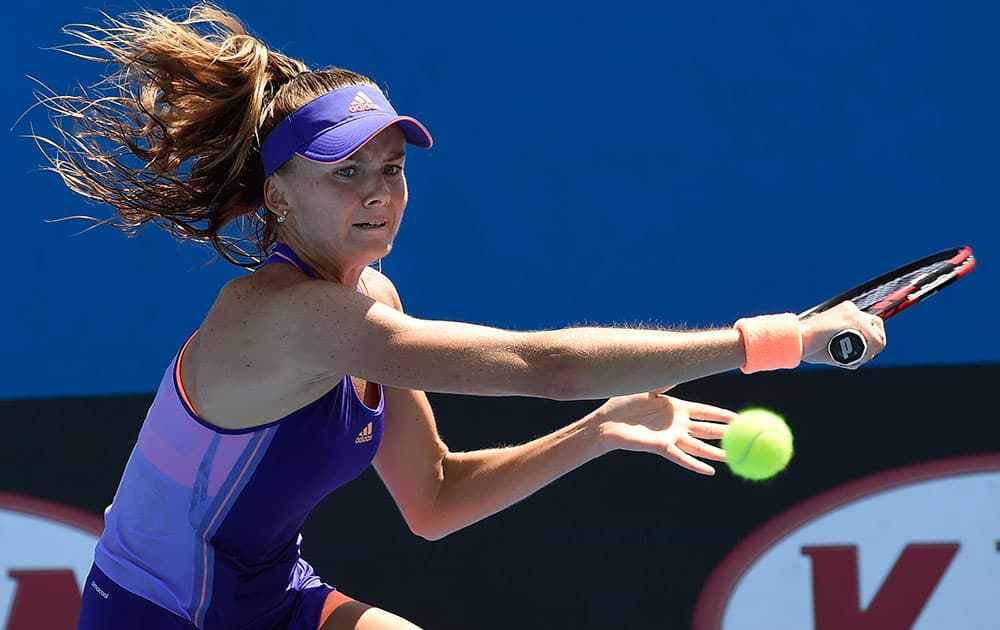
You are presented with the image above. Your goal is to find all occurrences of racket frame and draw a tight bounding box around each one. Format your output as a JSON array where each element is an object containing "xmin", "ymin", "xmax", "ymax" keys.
[{"xmin": 798, "ymin": 246, "xmax": 975, "ymax": 365}]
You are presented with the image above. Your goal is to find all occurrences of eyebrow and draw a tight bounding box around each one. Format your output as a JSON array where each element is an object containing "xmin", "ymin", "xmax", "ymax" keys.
[{"xmin": 343, "ymin": 150, "xmax": 407, "ymax": 164}]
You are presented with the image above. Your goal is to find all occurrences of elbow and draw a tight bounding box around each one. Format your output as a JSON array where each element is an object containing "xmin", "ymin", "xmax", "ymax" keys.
[
  {"xmin": 399, "ymin": 491, "xmax": 455, "ymax": 541},
  {"xmin": 545, "ymin": 365, "xmax": 587, "ymax": 401},
  {"xmin": 406, "ymin": 513, "xmax": 455, "ymax": 542},
  {"xmin": 412, "ymin": 526, "xmax": 450, "ymax": 542},
  {"xmin": 400, "ymin": 485, "xmax": 462, "ymax": 541},
  {"xmin": 518, "ymin": 336, "xmax": 588, "ymax": 401},
  {"xmin": 533, "ymin": 355, "xmax": 587, "ymax": 401}
]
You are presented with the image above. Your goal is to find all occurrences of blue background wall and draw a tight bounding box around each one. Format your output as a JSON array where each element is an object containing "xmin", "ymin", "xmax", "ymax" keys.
[{"xmin": 4, "ymin": 0, "xmax": 996, "ymax": 399}]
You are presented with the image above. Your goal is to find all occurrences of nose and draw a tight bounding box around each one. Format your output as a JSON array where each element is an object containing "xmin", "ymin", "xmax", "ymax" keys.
[{"xmin": 363, "ymin": 173, "xmax": 391, "ymax": 207}]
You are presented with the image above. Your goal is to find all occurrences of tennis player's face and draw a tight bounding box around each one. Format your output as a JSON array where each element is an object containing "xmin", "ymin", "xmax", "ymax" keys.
[{"xmin": 272, "ymin": 126, "xmax": 408, "ymax": 271}]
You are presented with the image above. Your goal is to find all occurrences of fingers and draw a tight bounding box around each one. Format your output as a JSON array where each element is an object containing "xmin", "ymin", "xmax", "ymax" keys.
[
  {"xmin": 846, "ymin": 315, "xmax": 886, "ymax": 369},
  {"xmin": 867, "ymin": 315, "xmax": 887, "ymax": 358},
  {"xmin": 616, "ymin": 424, "xmax": 720, "ymax": 475},
  {"xmin": 850, "ymin": 308, "xmax": 887, "ymax": 359},
  {"xmin": 683, "ymin": 401, "xmax": 738, "ymax": 423},
  {"xmin": 665, "ymin": 444, "xmax": 717, "ymax": 476},
  {"xmin": 687, "ymin": 420, "xmax": 729, "ymax": 440},
  {"xmin": 678, "ymin": 434, "xmax": 726, "ymax": 462},
  {"xmin": 603, "ymin": 394, "xmax": 734, "ymax": 476},
  {"xmin": 661, "ymin": 430, "xmax": 727, "ymax": 475},
  {"xmin": 801, "ymin": 303, "xmax": 889, "ymax": 369}
]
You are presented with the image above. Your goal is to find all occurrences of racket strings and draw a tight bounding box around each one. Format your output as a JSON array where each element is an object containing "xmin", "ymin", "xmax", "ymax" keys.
[{"xmin": 850, "ymin": 260, "xmax": 951, "ymax": 310}]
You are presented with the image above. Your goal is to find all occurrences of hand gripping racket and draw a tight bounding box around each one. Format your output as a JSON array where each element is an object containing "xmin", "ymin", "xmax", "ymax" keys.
[{"xmin": 798, "ymin": 246, "xmax": 976, "ymax": 366}]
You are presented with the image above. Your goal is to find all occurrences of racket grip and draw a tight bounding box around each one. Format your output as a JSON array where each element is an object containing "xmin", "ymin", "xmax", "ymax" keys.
[{"xmin": 828, "ymin": 329, "xmax": 867, "ymax": 365}]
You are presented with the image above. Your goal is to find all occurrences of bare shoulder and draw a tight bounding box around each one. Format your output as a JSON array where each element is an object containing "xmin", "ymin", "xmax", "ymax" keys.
[
  {"xmin": 182, "ymin": 265, "xmax": 352, "ymax": 429},
  {"xmin": 360, "ymin": 266, "xmax": 404, "ymax": 311},
  {"xmin": 205, "ymin": 263, "xmax": 371, "ymax": 356},
  {"xmin": 221, "ymin": 263, "xmax": 363, "ymax": 321},
  {"xmin": 203, "ymin": 265, "xmax": 302, "ymax": 335}
]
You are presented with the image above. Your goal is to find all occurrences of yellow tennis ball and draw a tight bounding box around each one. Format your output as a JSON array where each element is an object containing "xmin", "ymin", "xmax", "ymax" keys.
[{"xmin": 722, "ymin": 407, "xmax": 794, "ymax": 480}]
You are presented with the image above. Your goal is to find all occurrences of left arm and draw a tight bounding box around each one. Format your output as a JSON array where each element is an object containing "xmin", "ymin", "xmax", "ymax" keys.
[
  {"xmin": 373, "ymin": 383, "xmax": 601, "ymax": 541},
  {"xmin": 363, "ymin": 269, "xmax": 733, "ymax": 541},
  {"xmin": 375, "ymin": 386, "xmax": 733, "ymax": 541}
]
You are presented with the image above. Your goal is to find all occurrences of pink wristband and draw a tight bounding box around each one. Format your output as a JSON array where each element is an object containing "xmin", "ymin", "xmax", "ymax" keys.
[{"xmin": 733, "ymin": 313, "xmax": 803, "ymax": 374}]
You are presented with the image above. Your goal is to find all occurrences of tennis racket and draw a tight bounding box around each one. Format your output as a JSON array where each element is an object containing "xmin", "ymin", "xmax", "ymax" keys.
[{"xmin": 798, "ymin": 245, "xmax": 976, "ymax": 366}]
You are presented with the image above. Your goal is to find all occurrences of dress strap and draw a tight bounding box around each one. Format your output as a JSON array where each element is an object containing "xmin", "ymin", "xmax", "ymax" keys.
[{"xmin": 259, "ymin": 243, "xmax": 315, "ymax": 278}]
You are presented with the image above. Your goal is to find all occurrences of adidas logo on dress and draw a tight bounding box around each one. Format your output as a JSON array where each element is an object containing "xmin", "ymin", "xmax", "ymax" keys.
[
  {"xmin": 355, "ymin": 422, "xmax": 374, "ymax": 444},
  {"xmin": 349, "ymin": 92, "xmax": 380, "ymax": 113}
]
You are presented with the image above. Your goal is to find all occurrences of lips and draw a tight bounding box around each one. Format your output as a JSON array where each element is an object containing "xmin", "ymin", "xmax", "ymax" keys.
[{"xmin": 353, "ymin": 221, "xmax": 387, "ymax": 229}]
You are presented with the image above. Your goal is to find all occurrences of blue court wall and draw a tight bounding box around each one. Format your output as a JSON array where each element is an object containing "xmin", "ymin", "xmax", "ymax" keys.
[{"xmin": 4, "ymin": 0, "xmax": 997, "ymax": 398}]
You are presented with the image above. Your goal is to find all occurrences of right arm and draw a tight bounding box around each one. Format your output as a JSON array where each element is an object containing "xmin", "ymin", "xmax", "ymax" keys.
[{"xmin": 256, "ymin": 275, "xmax": 883, "ymax": 400}]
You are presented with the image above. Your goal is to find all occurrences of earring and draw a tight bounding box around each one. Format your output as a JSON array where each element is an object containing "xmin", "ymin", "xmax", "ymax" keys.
[{"xmin": 276, "ymin": 211, "xmax": 288, "ymax": 224}]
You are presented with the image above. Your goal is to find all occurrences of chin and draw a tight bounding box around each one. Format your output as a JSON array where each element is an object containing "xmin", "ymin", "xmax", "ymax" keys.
[{"xmin": 361, "ymin": 242, "xmax": 392, "ymax": 265}]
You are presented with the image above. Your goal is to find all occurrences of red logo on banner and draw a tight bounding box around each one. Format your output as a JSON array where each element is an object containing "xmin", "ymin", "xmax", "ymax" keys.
[
  {"xmin": 0, "ymin": 493, "xmax": 103, "ymax": 630},
  {"xmin": 692, "ymin": 455, "xmax": 1000, "ymax": 630}
]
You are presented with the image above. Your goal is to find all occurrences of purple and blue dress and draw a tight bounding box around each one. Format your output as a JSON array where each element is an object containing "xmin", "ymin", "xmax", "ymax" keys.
[{"xmin": 79, "ymin": 245, "xmax": 384, "ymax": 629}]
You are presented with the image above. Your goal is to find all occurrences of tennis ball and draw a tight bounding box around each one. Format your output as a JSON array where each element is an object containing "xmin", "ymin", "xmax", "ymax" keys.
[{"xmin": 722, "ymin": 408, "xmax": 794, "ymax": 481}]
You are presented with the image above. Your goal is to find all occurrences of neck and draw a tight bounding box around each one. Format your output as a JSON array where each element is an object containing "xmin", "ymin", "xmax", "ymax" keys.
[{"xmin": 273, "ymin": 241, "xmax": 368, "ymax": 288}]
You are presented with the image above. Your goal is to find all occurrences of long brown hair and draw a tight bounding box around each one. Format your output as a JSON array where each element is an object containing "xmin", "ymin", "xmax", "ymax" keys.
[{"xmin": 31, "ymin": 3, "xmax": 378, "ymax": 266}]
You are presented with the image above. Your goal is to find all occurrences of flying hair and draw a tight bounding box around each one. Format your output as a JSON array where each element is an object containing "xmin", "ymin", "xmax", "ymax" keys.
[{"xmin": 28, "ymin": 2, "xmax": 378, "ymax": 266}]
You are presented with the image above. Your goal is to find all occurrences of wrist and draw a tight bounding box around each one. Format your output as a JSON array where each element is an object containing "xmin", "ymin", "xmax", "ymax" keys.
[
  {"xmin": 733, "ymin": 313, "xmax": 803, "ymax": 374},
  {"xmin": 585, "ymin": 410, "xmax": 619, "ymax": 458}
]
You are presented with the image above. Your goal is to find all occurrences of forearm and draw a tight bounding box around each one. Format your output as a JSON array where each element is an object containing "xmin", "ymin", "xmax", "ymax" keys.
[
  {"xmin": 522, "ymin": 326, "xmax": 747, "ymax": 399},
  {"xmin": 314, "ymin": 288, "xmax": 822, "ymax": 399},
  {"xmin": 416, "ymin": 410, "xmax": 610, "ymax": 540},
  {"xmin": 387, "ymin": 318, "xmax": 748, "ymax": 400}
]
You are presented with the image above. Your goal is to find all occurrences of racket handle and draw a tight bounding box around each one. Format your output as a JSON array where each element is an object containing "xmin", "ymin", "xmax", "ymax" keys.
[{"xmin": 828, "ymin": 329, "xmax": 868, "ymax": 366}]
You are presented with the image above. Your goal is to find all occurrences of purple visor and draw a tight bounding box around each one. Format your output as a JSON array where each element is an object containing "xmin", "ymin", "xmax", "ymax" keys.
[{"xmin": 261, "ymin": 85, "xmax": 432, "ymax": 177}]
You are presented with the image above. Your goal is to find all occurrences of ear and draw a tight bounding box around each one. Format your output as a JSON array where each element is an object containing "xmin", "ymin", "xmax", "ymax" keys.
[{"xmin": 263, "ymin": 174, "xmax": 292, "ymax": 217}]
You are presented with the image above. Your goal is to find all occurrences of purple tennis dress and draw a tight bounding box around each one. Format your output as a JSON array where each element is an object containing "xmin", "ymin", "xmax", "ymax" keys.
[{"xmin": 79, "ymin": 244, "xmax": 385, "ymax": 630}]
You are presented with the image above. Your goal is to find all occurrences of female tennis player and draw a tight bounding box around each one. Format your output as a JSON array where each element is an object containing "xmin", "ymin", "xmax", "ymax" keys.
[{"xmin": 34, "ymin": 5, "xmax": 886, "ymax": 630}]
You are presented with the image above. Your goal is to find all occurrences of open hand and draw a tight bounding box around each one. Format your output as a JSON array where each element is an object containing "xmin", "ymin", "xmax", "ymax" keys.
[{"xmin": 594, "ymin": 390, "xmax": 735, "ymax": 475}]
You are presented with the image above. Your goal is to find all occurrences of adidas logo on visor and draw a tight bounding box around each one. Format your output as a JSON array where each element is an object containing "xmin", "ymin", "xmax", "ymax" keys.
[{"xmin": 349, "ymin": 91, "xmax": 380, "ymax": 113}]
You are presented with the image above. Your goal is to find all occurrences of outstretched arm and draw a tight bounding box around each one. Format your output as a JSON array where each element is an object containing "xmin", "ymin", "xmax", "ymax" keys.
[
  {"xmin": 238, "ymin": 268, "xmax": 884, "ymax": 401},
  {"xmin": 374, "ymin": 385, "xmax": 732, "ymax": 541}
]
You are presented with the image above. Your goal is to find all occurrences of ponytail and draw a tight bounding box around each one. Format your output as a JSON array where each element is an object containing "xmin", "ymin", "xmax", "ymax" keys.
[{"xmin": 31, "ymin": 4, "xmax": 369, "ymax": 266}]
